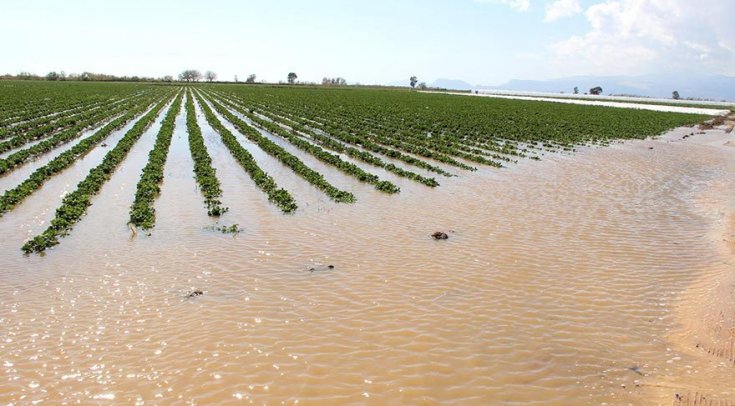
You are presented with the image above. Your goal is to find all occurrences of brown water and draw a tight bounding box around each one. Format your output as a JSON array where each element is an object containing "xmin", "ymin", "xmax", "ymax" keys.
[{"xmin": 0, "ymin": 109, "xmax": 734, "ymax": 405}]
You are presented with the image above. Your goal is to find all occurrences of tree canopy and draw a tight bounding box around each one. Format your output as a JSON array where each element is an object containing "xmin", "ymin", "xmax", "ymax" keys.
[{"xmin": 179, "ymin": 70, "xmax": 202, "ymax": 82}]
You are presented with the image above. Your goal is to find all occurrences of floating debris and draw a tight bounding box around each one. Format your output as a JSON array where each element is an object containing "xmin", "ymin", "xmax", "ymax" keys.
[
  {"xmin": 186, "ymin": 290, "xmax": 204, "ymax": 298},
  {"xmin": 431, "ymin": 232, "xmax": 449, "ymax": 240},
  {"xmin": 309, "ymin": 265, "xmax": 335, "ymax": 273},
  {"xmin": 205, "ymin": 224, "xmax": 244, "ymax": 235},
  {"xmin": 627, "ymin": 365, "xmax": 644, "ymax": 376}
]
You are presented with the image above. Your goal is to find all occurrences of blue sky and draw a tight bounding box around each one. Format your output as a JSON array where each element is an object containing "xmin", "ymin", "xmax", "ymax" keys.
[{"xmin": 1, "ymin": 0, "xmax": 733, "ymax": 85}]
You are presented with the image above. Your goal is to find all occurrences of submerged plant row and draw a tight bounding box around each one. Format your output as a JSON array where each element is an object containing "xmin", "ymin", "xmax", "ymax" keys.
[
  {"xmin": 207, "ymin": 91, "xmax": 446, "ymax": 185},
  {"xmin": 203, "ymin": 93, "xmax": 356, "ymax": 203},
  {"xmin": 0, "ymin": 81, "xmax": 710, "ymax": 254},
  {"xmin": 0, "ymin": 98, "xmax": 161, "ymax": 218},
  {"xmin": 194, "ymin": 91, "xmax": 297, "ymax": 213},
  {"xmin": 204, "ymin": 85, "xmax": 707, "ymax": 166},
  {"xmin": 0, "ymin": 91, "xmax": 165, "ymax": 175},
  {"xmin": 246, "ymin": 103, "xmax": 441, "ymax": 187},
  {"xmin": 128, "ymin": 92, "xmax": 185, "ymax": 229},
  {"xmin": 21, "ymin": 94, "xmax": 175, "ymax": 253},
  {"xmin": 208, "ymin": 92, "xmax": 401, "ymax": 194},
  {"xmin": 185, "ymin": 90, "xmax": 227, "ymax": 217}
]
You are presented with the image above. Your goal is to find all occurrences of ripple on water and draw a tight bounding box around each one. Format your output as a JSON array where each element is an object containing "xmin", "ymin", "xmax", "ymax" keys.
[{"xmin": 0, "ymin": 130, "xmax": 734, "ymax": 404}]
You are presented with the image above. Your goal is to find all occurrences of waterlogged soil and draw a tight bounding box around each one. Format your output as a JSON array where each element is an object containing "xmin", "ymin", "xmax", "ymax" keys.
[{"xmin": 0, "ymin": 120, "xmax": 733, "ymax": 405}]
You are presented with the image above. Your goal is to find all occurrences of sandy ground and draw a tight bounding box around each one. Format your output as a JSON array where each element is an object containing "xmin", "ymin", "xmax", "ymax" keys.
[
  {"xmin": 423, "ymin": 91, "xmax": 732, "ymax": 116},
  {"xmin": 661, "ymin": 124, "xmax": 735, "ymax": 406}
]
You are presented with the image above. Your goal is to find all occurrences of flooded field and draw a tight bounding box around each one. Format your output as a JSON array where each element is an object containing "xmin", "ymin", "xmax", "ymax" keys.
[{"xmin": 1, "ymin": 98, "xmax": 734, "ymax": 405}]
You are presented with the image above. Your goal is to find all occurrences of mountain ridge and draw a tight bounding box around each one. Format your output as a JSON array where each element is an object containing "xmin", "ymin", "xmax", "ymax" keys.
[{"xmin": 387, "ymin": 74, "xmax": 735, "ymax": 101}]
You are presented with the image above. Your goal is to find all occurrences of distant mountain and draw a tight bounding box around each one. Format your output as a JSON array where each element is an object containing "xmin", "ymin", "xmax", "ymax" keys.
[
  {"xmin": 385, "ymin": 74, "xmax": 735, "ymax": 100},
  {"xmin": 430, "ymin": 78, "xmax": 473, "ymax": 90},
  {"xmin": 385, "ymin": 78, "xmax": 473, "ymax": 90},
  {"xmin": 480, "ymin": 74, "xmax": 735, "ymax": 101}
]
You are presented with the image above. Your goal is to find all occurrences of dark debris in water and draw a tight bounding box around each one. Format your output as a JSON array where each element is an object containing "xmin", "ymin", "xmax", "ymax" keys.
[
  {"xmin": 205, "ymin": 224, "xmax": 244, "ymax": 235},
  {"xmin": 627, "ymin": 365, "xmax": 644, "ymax": 376},
  {"xmin": 186, "ymin": 290, "xmax": 204, "ymax": 298},
  {"xmin": 431, "ymin": 231, "xmax": 449, "ymax": 240},
  {"xmin": 309, "ymin": 264, "xmax": 335, "ymax": 273}
]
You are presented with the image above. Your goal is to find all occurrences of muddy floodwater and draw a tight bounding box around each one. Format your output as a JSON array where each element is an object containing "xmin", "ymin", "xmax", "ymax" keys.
[{"xmin": 1, "ymin": 110, "xmax": 734, "ymax": 405}]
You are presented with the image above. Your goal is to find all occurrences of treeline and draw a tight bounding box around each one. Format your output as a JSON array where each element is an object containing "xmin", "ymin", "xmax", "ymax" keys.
[
  {"xmin": 1, "ymin": 71, "xmax": 172, "ymax": 82},
  {"xmin": 3, "ymin": 71, "xmax": 360, "ymax": 88}
]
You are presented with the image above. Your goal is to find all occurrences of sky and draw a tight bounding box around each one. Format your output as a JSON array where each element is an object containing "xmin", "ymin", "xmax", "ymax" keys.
[{"xmin": 1, "ymin": 0, "xmax": 733, "ymax": 86}]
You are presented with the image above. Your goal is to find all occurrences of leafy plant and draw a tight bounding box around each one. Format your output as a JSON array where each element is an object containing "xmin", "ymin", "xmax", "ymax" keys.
[
  {"xmin": 203, "ymin": 93, "xmax": 355, "ymax": 203},
  {"xmin": 184, "ymin": 90, "xmax": 227, "ymax": 217},
  {"xmin": 209, "ymin": 92, "xmax": 401, "ymax": 194},
  {"xmin": 194, "ymin": 91, "xmax": 297, "ymax": 213},
  {"xmin": 21, "ymin": 93, "xmax": 175, "ymax": 254},
  {"xmin": 129, "ymin": 92, "xmax": 185, "ymax": 229},
  {"xmin": 0, "ymin": 97, "xmax": 162, "ymax": 217}
]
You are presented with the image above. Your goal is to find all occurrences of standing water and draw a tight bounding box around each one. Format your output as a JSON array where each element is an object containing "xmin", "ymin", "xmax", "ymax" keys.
[{"xmin": 0, "ymin": 124, "xmax": 734, "ymax": 405}]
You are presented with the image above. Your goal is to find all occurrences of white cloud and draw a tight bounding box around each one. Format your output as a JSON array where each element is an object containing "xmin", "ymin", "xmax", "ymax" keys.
[
  {"xmin": 545, "ymin": 0, "xmax": 582, "ymax": 22},
  {"xmin": 550, "ymin": 0, "xmax": 735, "ymax": 76},
  {"xmin": 474, "ymin": 0, "xmax": 531, "ymax": 12}
]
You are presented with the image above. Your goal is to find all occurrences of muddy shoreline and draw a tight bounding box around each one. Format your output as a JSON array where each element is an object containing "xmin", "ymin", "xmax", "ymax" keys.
[
  {"xmin": 664, "ymin": 203, "xmax": 735, "ymax": 405},
  {"xmin": 654, "ymin": 121, "xmax": 735, "ymax": 405}
]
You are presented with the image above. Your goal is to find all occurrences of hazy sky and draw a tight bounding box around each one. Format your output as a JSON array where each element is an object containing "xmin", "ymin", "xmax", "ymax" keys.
[{"xmin": 1, "ymin": 0, "xmax": 733, "ymax": 85}]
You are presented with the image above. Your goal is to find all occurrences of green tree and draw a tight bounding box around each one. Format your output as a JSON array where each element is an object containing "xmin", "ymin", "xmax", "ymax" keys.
[
  {"xmin": 178, "ymin": 70, "xmax": 202, "ymax": 82},
  {"xmin": 410, "ymin": 76, "xmax": 418, "ymax": 88},
  {"xmin": 287, "ymin": 72, "xmax": 298, "ymax": 84}
]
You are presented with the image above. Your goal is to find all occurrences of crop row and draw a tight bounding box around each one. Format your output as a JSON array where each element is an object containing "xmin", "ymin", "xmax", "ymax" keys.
[
  {"xmin": 341, "ymin": 111, "xmax": 520, "ymax": 163},
  {"xmin": 21, "ymin": 93, "xmax": 174, "ymax": 254},
  {"xmin": 0, "ymin": 94, "xmax": 145, "ymax": 155},
  {"xmin": 193, "ymin": 92, "xmax": 297, "ymax": 213},
  {"xmin": 1, "ymin": 98, "xmax": 100, "ymax": 129},
  {"xmin": 0, "ymin": 92, "xmax": 142, "ymax": 138},
  {"xmin": 263, "ymin": 98, "xmax": 509, "ymax": 167},
  {"xmin": 0, "ymin": 99, "xmax": 164, "ymax": 218},
  {"xmin": 0, "ymin": 91, "xmax": 164, "ymax": 175},
  {"xmin": 128, "ymin": 92, "xmax": 185, "ymax": 229},
  {"xmin": 0, "ymin": 98, "xmax": 109, "ymax": 141},
  {"xmin": 211, "ymin": 93, "xmax": 440, "ymax": 188},
  {"xmin": 211, "ymin": 90, "xmax": 471, "ymax": 173},
  {"xmin": 309, "ymin": 98, "xmax": 522, "ymax": 157},
  {"xmin": 185, "ymin": 91, "xmax": 227, "ymax": 217},
  {"xmin": 234, "ymin": 97, "xmax": 455, "ymax": 178},
  {"xmin": 207, "ymin": 92, "xmax": 400, "ymax": 194},
  {"xmin": 204, "ymin": 94, "xmax": 355, "ymax": 203},
  {"xmin": 0, "ymin": 82, "xmax": 150, "ymax": 129},
  {"xmin": 210, "ymin": 86, "xmax": 708, "ymax": 163},
  {"xmin": 237, "ymin": 94, "xmax": 489, "ymax": 170},
  {"xmin": 257, "ymin": 108, "xmax": 441, "ymax": 187}
]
